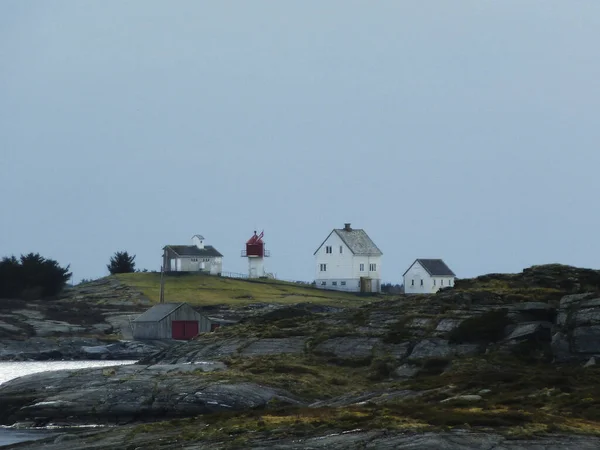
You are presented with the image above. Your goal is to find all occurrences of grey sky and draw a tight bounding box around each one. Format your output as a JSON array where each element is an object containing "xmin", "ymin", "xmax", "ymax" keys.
[{"xmin": 1, "ymin": 1, "xmax": 599, "ymax": 283}]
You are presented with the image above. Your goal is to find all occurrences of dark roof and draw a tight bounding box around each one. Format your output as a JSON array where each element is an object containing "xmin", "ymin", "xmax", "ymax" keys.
[
  {"xmin": 164, "ymin": 245, "xmax": 223, "ymax": 257},
  {"xmin": 314, "ymin": 228, "xmax": 382, "ymax": 256},
  {"xmin": 403, "ymin": 259, "xmax": 456, "ymax": 277},
  {"xmin": 134, "ymin": 303, "xmax": 183, "ymax": 322}
]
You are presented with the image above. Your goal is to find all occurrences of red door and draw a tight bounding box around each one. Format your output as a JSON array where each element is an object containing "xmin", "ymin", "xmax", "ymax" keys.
[{"xmin": 172, "ymin": 321, "xmax": 199, "ymax": 340}]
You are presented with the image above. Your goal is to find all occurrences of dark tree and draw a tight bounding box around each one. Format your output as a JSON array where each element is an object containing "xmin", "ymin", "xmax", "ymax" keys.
[
  {"xmin": 107, "ymin": 251, "xmax": 136, "ymax": 274},
  {"xmin": 0, "ymin": 253, "xmax": 71, "ymax": 299},
  {"xmin": 0, "ymin": 256, "xmax": 23, "ymax": 298}
]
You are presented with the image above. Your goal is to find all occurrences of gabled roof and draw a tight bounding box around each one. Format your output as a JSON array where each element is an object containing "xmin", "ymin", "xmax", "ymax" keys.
[
  {"xmin": 134, "ymin": 303, "xmax": 184, "ymax": 322},
  {"xmin": 164, "ymin": 245, "xmax": 223, "ymax": 258},
  {"xmin": 192, "ymin": 234, "xmax": 205, "ymax": 240},
  {"xmin": 403, "ymin": 259, "xmax": 456, "ymax": 277},
  {"xmin": 314, "ymin": 228, "xmax": 382, "ymax": 256}
]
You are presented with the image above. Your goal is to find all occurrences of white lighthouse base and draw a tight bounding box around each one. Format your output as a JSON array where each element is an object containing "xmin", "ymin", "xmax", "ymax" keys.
[{"xmin": 248, "ymin": 257, "xmax": 265, "ymax": 278}]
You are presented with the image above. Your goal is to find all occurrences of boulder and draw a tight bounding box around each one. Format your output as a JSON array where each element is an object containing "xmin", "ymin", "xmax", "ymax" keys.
[
  {"xmin": 571, "ymin": 326, "xmax": 600, "ymax": 354},
  {"xmin": 504, "ymin": 322, "xmax": 552, "ymax": 342},
  {"xmin": 394, "ymin": 364, "xmax": 419, "ymax": 378}
]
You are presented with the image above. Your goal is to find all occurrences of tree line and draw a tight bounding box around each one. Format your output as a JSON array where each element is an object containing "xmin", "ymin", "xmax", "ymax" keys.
[
  {"xmin": 0, "ymin": 253, "xmax": 72, "ymax": 299},
  {"xmin": 0, "ymin": 251, "xmax": 137, "ymax": 300}
]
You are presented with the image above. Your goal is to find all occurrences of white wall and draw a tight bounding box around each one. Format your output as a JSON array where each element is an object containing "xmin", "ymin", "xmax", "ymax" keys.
[
  {"xmin": 403, "ymin": 261, "xmax": 454, "ymax": 294},
  {"xmin": 175, "ymin": 256, "xmax": 222, "ymax": 274},
  {"xmin": 248, "ymin": 257, "xmax": 265, "ymax": 278},
  {"xmin": 314, "ymin": 231, "xmax": 382, "ymax": 292}
]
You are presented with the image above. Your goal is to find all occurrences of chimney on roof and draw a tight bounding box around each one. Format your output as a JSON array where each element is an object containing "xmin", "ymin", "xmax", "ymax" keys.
[
  {"xmin": 344, "ymin": 223, "xmax": 352, "ymax": 231},
  {"xmin": 192, "ymin": 235, "xmax": 205, "ymax": 250}
]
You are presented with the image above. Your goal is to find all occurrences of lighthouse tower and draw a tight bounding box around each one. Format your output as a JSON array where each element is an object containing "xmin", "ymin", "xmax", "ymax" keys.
[{"xmin": 242, "ymin": 230, "xmax": 270, "ymax": 278}]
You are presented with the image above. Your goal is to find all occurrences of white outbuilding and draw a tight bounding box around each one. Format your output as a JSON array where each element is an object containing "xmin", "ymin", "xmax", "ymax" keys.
[{"xmin": 403, "ymin": 259, "xmax": 456, "ymax": 294}]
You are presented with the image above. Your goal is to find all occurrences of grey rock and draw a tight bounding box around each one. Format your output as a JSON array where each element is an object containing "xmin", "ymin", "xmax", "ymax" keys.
[
  {"xmin": 408, "ymin": 318, "xmax": 434, "ymax": 328},
  {"xmin": 54, "ymin": 434, "xmax": 80, "ymax": 443},
  {"xmin": 560, "ymin": 293, "xmax": 598, "ymax": 308},
  {"xmin": 315, "ymin": 337, "xmax": 380, "ymax": 359},
  {"xmin": 435, "ymin": 318, "xmax": 462, "ymax": 332},
  {"xmin": 0, "ymin": 364, "xmax": 300, "ymax": 424},
  {"xmin": 551, "ymin": 332, "xmax": 572, "ymax": 362},
  {"xmin": 584, "ymin": 356, "xmax": 597, "ymax": 367},
  {"xmin": 394, "ymin": 364, "xmax": 419, "ymax": 378},
  {"xmin": 505, "ymin": 322, "xmax": 552, "ymax": 341},
  {"xmin": 440, "ymin": 394, "xmax": 482, "ymax": 403},
  {"xmin": 310, "ymin": 389, "xmax": 420, "ymax": 408},
  {"xmin": 240, "ymin": 337, "xmax": 307, "ymax": 356},
  {"xmin": 571, "ymin": 326, "xmax": 600, "ymax": 354},
  {"xmin": 408, "ymin": 339, "xmax": 479, "ymax": 360},
  {"xmin": 572, "ymin": 308, "xmax": 600, "ymax": 326},
  {"xmin": 409, "ymin": 339, "xmax": 454, "ymax": 360}
]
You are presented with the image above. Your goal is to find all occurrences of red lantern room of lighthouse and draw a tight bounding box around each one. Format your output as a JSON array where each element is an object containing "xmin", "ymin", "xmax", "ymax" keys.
[{"xmin": 242, "ymin": 231, "xmax": 270, "ymax": 278}]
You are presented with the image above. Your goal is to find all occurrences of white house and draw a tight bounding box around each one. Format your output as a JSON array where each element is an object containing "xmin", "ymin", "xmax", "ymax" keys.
[
  {"xmin": 403, "ymin": 259, "xmax": 456, "ymax": 294},
  {"xmin": 314, "ymin": 223, "xmax": 383, "ymax": 293},
  {"xmin": 162, "ymin": 235, "xmax": 223, "ymax": 275}
]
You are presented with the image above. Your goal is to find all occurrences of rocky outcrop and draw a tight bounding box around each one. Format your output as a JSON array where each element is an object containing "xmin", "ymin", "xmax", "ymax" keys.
[
  {"xmin": 0, "ymin": 338, "xmax": 171, "ymax": 361},
  {"xmin": 12, "ymin": 429, "xmax": 600, "ymax": 449},
  {"xmin": 552, "ymin": 293, "xmax": 600, "ymax": 361},
  {"xmin": 0, "ymin": 363, "xmax": 300, "ymax": 426}
]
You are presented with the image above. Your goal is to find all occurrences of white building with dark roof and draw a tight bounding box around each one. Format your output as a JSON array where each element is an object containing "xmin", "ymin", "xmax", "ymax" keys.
[
  {"xmin": 403, "ymin": 259, "xmax": 456, "ymax": 294},
  {"xmin": 162, "ymin": 235, "xmax": 223, "ymax": 275},
  {"xmin": 314, "ymin": 223, "xmax": 383, "ymax": 293}
]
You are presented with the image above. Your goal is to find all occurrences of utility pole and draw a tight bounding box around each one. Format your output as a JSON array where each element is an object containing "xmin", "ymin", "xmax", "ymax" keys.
[{"xmin": 159, "ymin": 265, "xmax": 165, "ymax": 304}]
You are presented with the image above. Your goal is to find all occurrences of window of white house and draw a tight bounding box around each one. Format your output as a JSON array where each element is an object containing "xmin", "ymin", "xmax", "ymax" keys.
[
  {"xmin": 411, "ymin": 279, "xmax": 415, "ymax": 286},
  {"xmin": 420, "ymin": 279, "xmax": 424, "ymax": 286},
  {"xmin": 341, "ymin": 281, "xmax": 346, "ymax": 286},
  {"xmin": 359, "ymin": 263, "xmax": 365, "ymax": 271},
  {"xmin": 325, "ymin": 246, "xmax": 332, "ymax": 254},
  {"xmin": 320, "ymin": 264, "xmax": 327, "ymax": 272},
  {"xmin": 369, "ymin": 263, "xmax": 376, "ymax": 271},
  {"xmin": 320, "ymin": 281, "xmax": 326, "ymax": 286},
  {"xmin": 433, "ymin": 279, "xmax": 436, "ymax": 286},
  {"xmin": 441, "ymin": 279, "xmax": 444, "ymax": 286},
  {"xmin": 339, "ymin": 246, "xmax": 343, "ymax": 254},
  {"xmin": 332, "ymin": 281, "xmax": 338, "ymax": 286},
  {"xmin": 449, "ymin": 279, "xmax": 453, "ymax": 286}
]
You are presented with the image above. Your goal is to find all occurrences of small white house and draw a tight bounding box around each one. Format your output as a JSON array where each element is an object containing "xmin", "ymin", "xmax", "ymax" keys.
[
  {"xmin": 162, "ymin": 235, "xmax": 223, "ymax": 275},
  {"xmin": 403, "ymin": 259, "xmax": 456, "ymax": 294},
  {"xmin": 314, "ymin": 223, "xmax": 383, "ymax": 293}
]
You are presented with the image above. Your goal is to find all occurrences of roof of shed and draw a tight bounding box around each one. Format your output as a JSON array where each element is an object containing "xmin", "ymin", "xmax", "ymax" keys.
[
  {"xmin": 403, "ymin": 259, "xmax": 456, "ymax": 277},
  {"xmin": 314, "ymin": 228, "xmax": 382, "ymax": 256},
  {"xmin": 134, "ymin": 303, "xmax": 184, "ymax": 322},
  {"xmin": 164, "ymin": 245, "xmax": 223, "ymax": 257}
]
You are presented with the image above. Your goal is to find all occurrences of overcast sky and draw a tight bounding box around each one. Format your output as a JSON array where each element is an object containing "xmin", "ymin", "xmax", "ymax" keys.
[{"xmin": 1, "ymin": 1, "xmax": 599, "ymax": 284}]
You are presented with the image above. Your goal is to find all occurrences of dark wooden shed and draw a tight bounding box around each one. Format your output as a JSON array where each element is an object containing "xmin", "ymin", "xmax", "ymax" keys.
[{"xmin": 132, "ymin": 303, "xmax": 212, "ymax": 340}]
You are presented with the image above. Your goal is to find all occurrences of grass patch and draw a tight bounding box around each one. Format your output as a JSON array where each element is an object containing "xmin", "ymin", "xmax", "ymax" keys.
[
  {"xmin": 116, "ymin": 272, "xmax": 369, "ymax": 307},
  {"xmin": 219, "ymin": 354, "xmax": 377, "ymax": 400}
]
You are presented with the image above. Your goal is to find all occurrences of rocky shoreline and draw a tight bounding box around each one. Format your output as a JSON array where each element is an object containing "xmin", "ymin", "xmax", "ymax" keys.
[{"xmin": 3, "ymin": 265, "xmax": 600, "ymax": 448}]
